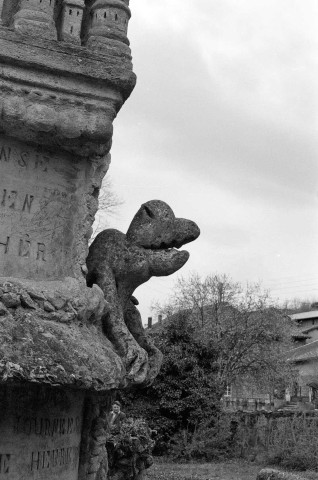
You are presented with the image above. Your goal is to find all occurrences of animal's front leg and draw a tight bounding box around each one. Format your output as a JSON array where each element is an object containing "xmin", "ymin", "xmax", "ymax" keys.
[
  {"xmin": 124, "ymin": 299, "xmax": 163, "ymax": 385},
  {"xmin": 101, "ymin": 303, "xmax": 149, "ymax": 385}
]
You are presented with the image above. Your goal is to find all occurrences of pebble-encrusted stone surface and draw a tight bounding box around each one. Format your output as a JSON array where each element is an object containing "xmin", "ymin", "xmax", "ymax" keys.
[{"xmin": 0, "ymin": 277, "xmax": 125, "ymax": 391}]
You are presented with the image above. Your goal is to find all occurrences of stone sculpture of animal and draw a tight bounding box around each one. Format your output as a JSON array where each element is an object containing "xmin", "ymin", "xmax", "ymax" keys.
[{"xmin": 86, "ymin": 200, "xmax": 200, "ymax": 385}]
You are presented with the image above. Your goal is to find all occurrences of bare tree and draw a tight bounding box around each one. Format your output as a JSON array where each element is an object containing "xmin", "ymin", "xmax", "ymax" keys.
[
  {"xmin": 91, "ymin": 176, "xmax": 123, "ymax": 240},
  {"xmin": 153, "ymin": 273, "xmax": 295, "ymax": 393}
]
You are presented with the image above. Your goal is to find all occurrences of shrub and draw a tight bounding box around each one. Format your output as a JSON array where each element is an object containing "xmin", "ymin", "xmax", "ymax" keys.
[
  {"xmin": 107, "ymin": 418, "xmax": 155, "ymax": 480},
  {"xmin": 168, "ymin": 414, "xmax": 234, "ymax": 461},
  {"xmin": 268, "ymin": 448, "xmax": 318, "ymax": 472}
]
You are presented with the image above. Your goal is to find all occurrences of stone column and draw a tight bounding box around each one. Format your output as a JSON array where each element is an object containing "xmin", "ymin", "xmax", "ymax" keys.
[
  {"xmin": 14, "ymin": 0, "xmax": 57, "ymax": 39},
  {"xmin": 0, "ymin": 4, "xmax": 136, "ymax": 479}
]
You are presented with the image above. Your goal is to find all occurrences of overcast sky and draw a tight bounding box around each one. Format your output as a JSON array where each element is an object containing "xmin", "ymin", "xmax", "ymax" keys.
[{"xmin": 102, "ymin": 0, "xmax": 318, "ymax": 322}]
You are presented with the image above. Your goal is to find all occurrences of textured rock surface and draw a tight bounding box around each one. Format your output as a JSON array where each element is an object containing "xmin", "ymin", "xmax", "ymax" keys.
[
  {"xmin": 0, "ymin": 28, "xmax": 135, "ymax": 156},
  {"xmin": 0, "ymin": 277, "xmax": 126, "ymax": 390},
  {"xmin": 257, "ymin": 469, "xmax": 308, "ymax": 480},
  {"xmin": 87, "ymin": 200, "xmax": 200, "ymax": 386},
  {"xmin": 0, "ymin": 386, "xmax": 84, "ymax": 479},
  {"xmin": 0, "ymin": 135, "xmax": 109, "ymax": 281}
]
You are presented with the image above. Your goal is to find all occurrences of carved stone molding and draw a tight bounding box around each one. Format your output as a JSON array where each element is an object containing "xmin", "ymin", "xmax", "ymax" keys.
[{"xmin": 0, "ymin": 27, "xmax": 135, "ymax": 155}]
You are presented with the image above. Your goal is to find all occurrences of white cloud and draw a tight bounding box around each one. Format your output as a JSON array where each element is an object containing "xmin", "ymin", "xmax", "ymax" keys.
[{"xmin": 105, "ymin": 0, "xmax": 318, "ymax": 318}]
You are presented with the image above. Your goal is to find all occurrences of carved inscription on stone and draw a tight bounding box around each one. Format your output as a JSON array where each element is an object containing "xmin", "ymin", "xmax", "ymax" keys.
[
  {"xmin": 0, "ymin": 136, "xmax": 87, "ymax": 279},
  {"xmin": 0, "ymin": 387, "xmax": 84, "ymax": 479}
]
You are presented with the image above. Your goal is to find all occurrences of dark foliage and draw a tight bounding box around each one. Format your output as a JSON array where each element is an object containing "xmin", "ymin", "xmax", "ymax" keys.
[{"xmin": 120, "ymin": 312, "xmax": 222, "ymax": 456}]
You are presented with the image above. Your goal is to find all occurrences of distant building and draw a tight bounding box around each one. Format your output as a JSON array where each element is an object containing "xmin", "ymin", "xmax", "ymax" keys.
[
  {"xmin": 223, "ymin": 310, "xmax": 318, "ymax": 412},
  {"xmin": 289, "ymin": 310, "xmax": 318, "ymax": 343},
  {"xmin": 285, "ymin": 339, "xmax": 318, "ymax": 408}
]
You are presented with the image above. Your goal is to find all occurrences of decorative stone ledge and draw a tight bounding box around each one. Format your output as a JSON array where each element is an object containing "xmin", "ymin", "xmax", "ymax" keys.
[
  {"xmin": 0, "ymin": 277, "xmax": 126, "ymax": 391},
  {"xmin": 0, "ymin": 27, "xmax": 135, "ymax": 155}
]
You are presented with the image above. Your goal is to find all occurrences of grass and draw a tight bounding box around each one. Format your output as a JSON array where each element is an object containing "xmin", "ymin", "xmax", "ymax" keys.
[
  {"xmin": 145, "ymin": 460, "xmax": 261, "ymax": 480},
  {"xmin": 145, "ymin": 460, "xmax": 318, "ymax": 480}
]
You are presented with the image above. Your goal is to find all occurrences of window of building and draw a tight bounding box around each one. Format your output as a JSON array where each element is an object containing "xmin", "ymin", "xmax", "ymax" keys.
[{"xmin": 224, "ymin": 385, "xmax": 232, "ymax": 397}]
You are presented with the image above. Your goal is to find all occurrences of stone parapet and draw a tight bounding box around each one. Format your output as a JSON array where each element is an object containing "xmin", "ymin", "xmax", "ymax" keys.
[{"xmin": 0, "ymin": 0, "xmax": 131, "ymax": 50}]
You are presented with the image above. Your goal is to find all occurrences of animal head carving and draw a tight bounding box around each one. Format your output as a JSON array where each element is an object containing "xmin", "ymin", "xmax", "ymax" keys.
[{"xmin": 126, "ymin": 200, "xmax": 200, "ymax": 278}]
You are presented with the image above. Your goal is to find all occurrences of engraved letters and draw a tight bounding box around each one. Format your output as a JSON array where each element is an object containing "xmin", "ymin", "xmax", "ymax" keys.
[
  {"xmin": 37, "ymin": 243, "xmax": 46, "ymax": 262},
  {"xmin": 19, "ymin": 235, "xmax": 31, "ymax": 258},
  {"xmin": 30, "ymin": 447, "xmax": 79, "ymax": 472},
  {"xmin": 0, "ymin": 454, "xmax": 11, "ymax": 474},
  {"xmin": 22, "ymin": 194, "xmax": 34, "ymax": 213},
  {"xmin": 18, "ymin": 152, "xmax": 28, "ymax": 168},
  {"xmin": 0, "ymin": 236, "xmax": 46, "ymax": 261},
  {"xmin": 0, "ymin": 136, "xmax": 84, "ymax": 279},
  {"xmin": 14, "ymin": 416, "xmax": 81, "ymax": 437},
  {"xmin": 0, "ymin": 143, "xmax": 50, "ymax": 172},
  {"xmin": 1, "ymin": 190, "xmax": 17, "ymax": 209},
  {"xmin": 0, "ymin": 385, "xmax": 84, "ymax": 480},
  {"xmin": 0, "ymin": 146, "xmax": 11, "ymax": 163},
  {"xmin": 0, "ymin": 237, "xmax": 10, "ymax": 254},
  {"xmin": 1, "ymin": 190, "xmax": 34, "ymax": 213}
]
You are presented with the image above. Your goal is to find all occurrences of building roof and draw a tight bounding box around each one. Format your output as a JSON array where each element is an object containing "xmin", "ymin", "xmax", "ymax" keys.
[
  {"xmin": 285, "ymin": 339, "xmax": 318, "ymax": 362},
  {"xmin": 289, "ymin": 310, "xmax": 318, "ymax": 321}
]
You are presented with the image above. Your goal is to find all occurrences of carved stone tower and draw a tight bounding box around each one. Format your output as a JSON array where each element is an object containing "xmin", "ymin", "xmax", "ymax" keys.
[
  {"xmin": 86, "ymin": 0, "xmax": 131, "ymax": 52},
  {"xmin": 59, "ymin": 0, "xmax": 85, "ymax": 44},
  {"xmin": 14, "ymin": 0, "xmax": 57, "ymax": 39}
]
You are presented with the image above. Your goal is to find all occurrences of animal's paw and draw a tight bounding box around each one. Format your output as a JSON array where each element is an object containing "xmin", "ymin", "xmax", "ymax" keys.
[{"xmin": 125, "ymin": 342, "xmax": 149, "ymax": 385}]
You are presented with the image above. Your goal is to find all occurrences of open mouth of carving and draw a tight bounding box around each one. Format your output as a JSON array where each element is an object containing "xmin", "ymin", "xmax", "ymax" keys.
[{"xmin": 144, "ymin": 241, "xmax": 184, "ymax": 251}]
